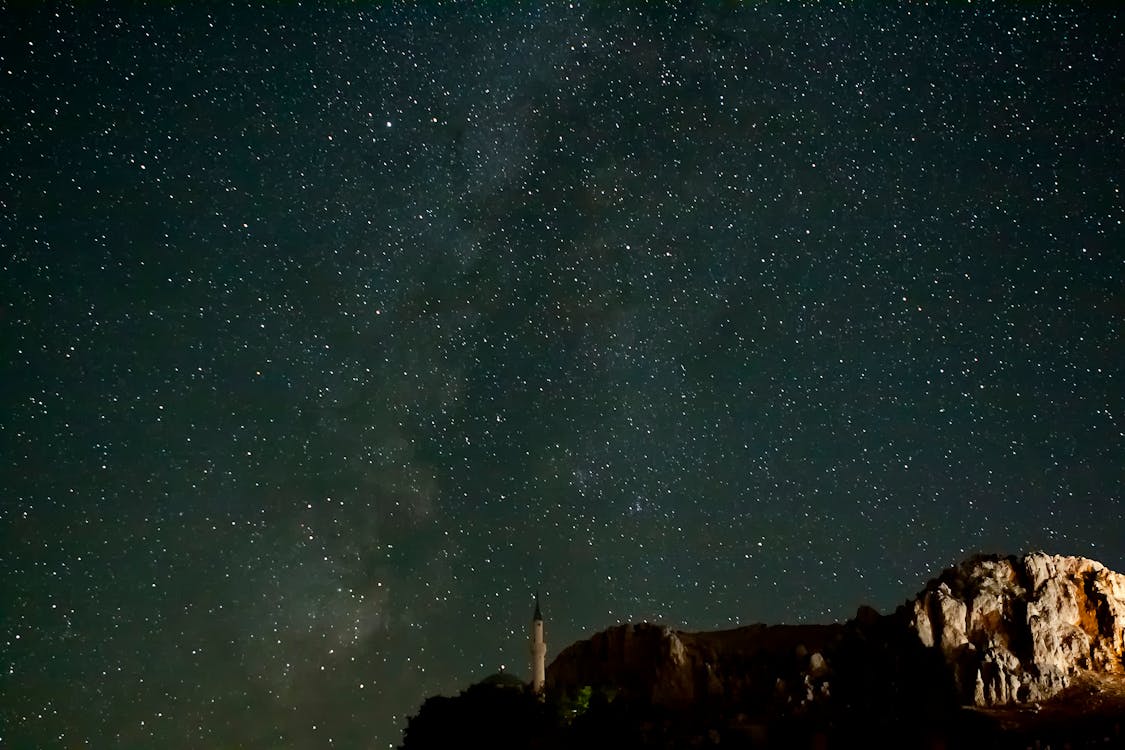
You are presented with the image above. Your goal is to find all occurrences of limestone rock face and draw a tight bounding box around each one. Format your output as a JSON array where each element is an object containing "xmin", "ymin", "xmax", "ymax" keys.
[{"xmin": 905, "ymin": 552, "xmax": 1125, "ymax": 706}]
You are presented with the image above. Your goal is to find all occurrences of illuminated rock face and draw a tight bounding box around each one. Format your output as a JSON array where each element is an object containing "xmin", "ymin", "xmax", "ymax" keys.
[
  {"xmin": 907, "ymin": 552, "xmax": 1125, "ymax": 706},
  {"xmin": 544, "ymin": 553, "xmax": 1125, "ymax": 721}
]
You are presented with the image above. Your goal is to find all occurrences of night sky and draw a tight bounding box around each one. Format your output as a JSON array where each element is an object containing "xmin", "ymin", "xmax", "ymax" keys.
[{"xmin": 2, "ymin": 4, "xmax": 1122, "ymax": 748}]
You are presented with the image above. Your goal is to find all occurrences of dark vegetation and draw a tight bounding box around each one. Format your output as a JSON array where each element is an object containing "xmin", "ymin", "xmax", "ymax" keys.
[{"xmin": 401, "ymin": 675, "xmax": 1124, "ymax": 750}]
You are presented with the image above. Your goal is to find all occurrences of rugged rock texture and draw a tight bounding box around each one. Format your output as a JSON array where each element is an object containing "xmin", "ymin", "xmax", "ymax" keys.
[
  {"xmin": 545, "ymin": 553, "xmax": 1125, "ymax": 717},
  {"xmin": 545, "ymin": 620, "xmax": 849, "ymax": 710},
  {"xmin": 405, "ymin": 553, "xmax": 1125, "ymax": 749},
  {"xmin": 905, "ymin": 552, "xmax": 1125, "ymax": 706},
  {"xmin": 544, "ymin": 622, "xmax": 699, "ymax": 707},
  {"xmin": 545, "ymin": 610, "xmax": 958, "ymax": 732}
]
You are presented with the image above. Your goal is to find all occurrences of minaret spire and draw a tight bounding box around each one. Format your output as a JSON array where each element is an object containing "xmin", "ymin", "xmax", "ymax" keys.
[{"xmin": 529, "ymin": 592, "xmax": 546, "ymax": 694}]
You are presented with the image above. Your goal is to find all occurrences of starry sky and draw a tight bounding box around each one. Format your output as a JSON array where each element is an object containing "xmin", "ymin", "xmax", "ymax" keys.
[{"xmin": 2, "ymin": 3, "xmax": 1122, "ymax": 748}]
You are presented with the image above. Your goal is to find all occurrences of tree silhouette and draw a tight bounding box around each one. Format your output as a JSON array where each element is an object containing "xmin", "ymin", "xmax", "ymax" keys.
[{"xmin": 400, "ymin": 681, "xmax": 556, "ymax": 750}]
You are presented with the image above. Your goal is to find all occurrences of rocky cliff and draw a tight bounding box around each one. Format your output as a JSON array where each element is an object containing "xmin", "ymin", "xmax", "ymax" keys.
[
  {"xmin": 404, "ymin": 553, "xmax": 1125, "ymax": 749},
  {"xmin": 546, "ymin": 605, "xmax": 957, "ymax": 730},
  {"xmin": 545, "ymin": 620, "xmax": 849, "ymax": 710},
  {"xmin": 547, "ymin": 553, "xmax": 1125, "ymax": 716},
  {"xmin": 906, "ymin": 552, "xmax": 1125, "ymax": 706}
]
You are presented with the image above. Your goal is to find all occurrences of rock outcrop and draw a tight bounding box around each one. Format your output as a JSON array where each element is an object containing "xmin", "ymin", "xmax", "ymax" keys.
[
  {"xmin": 545, "ymin": 553, "xmax": 1125, "ymax": 717},
  {"xmin": 905, "ymin": 552, "xmax": 1125, "ymax": 706},
  {"xmin": 544, "ymin": 622, "xmax": 699, "ymax": 706},
  {"xmin": 545, "ymin": 620, "xmax": 853, "ymax": 710},
  {"xmin": 546, "ymin": 611, "xmax": 958, "ymax": 732},
  {"xmin": 406, "ymin": 552, "xmax": 1125, "ymax": 749}
]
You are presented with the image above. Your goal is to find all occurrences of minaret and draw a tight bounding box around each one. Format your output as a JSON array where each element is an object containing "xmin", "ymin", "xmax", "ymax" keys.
[{"xmin": 529, "ymin": 592, "xmax": 546, "ymax": 694}]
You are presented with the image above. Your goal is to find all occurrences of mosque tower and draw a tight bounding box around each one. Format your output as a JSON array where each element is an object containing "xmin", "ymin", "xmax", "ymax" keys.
[{"xmin": 529, "ymin": 593, "xmax": 546, "ymax": 693}]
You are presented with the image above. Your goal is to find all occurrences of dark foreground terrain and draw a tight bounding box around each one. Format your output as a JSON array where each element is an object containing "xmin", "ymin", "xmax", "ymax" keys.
[
  {"xmin": 400, "ymin": 671, "xmax": 1125, "ymax": 749},
  {"xmin": 403, "ymin": 554, "xmax": 1125, "ymax": 748}
]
